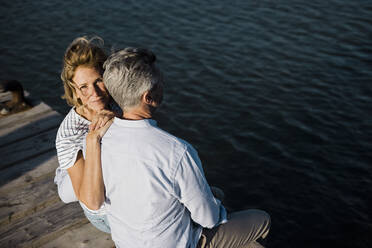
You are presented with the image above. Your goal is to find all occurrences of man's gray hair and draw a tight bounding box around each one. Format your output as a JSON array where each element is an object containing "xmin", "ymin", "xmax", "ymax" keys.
[{"xmin": 103, "ymin": 47, "xmax": 162, "ymax": 111}]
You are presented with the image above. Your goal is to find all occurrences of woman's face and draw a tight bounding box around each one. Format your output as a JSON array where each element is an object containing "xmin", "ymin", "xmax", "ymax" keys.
[{"xmin": 72, "ymin": 66, "xmax": 109, "ymax": 112}]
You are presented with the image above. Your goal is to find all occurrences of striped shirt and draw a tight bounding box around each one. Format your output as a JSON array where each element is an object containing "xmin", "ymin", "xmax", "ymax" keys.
[{"xmin": 55, "ymin": 108, "xmax": 89, "ymax": 170}]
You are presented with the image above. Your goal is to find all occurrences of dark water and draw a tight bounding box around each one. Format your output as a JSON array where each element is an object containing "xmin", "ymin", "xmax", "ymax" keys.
[{"xmin": 1, "ymin": 0, "xmax": 371, "ymax": 247}]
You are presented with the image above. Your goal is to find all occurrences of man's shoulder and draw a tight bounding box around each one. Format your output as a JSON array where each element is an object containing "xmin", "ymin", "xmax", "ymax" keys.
[
  {"xmin": 104, "ymin": 119, "xmax": 195, "ymax": 156},
  {"xmin": 151, "ymin": 126, "xmax": 192, "ymax": 151}
]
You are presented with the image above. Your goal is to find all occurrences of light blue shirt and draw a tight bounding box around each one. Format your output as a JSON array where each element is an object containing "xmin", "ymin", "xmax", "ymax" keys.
[{"xmin": 101, "ymin": 118, "xmax": 227, "ymax": 248}]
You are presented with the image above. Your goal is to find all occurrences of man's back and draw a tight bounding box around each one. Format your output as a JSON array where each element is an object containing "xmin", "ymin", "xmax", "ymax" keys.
[{"xmin": 101, "ymin": 118, "xmax": 224, "ymax": 248}]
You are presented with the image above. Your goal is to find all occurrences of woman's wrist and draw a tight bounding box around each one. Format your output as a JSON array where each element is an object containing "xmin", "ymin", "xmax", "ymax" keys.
[{"xmin": 86, "ymin": 132, "xmax": 102, "ymax": 143}]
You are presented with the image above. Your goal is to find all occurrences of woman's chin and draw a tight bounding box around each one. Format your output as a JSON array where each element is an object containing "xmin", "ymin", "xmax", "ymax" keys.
[{"xmin": 89, "ymin": 102, "xmax": 106, "ymax": 112}]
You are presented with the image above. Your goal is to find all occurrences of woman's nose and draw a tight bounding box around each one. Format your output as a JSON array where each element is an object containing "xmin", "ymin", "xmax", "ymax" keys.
[{"xmin": 88, "ymin": 84, "xmax": 99, "ymax": 96}]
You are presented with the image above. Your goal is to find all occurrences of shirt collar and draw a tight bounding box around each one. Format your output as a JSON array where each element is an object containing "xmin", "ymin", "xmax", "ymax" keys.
[{"xmin": 113, "ymin": 117, "xmax": 157, "ymax": 128}]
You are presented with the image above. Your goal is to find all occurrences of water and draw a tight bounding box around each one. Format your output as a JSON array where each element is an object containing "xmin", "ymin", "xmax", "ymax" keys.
[{"xmin": 1, "ymin": 0, "xmax": 371, "ymax": 247}]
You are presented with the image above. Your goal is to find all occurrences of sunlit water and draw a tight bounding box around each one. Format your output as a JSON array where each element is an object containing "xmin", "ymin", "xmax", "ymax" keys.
[{"xmin": 1, "ymin": 1, "xmax": 371, "ymax": 247}]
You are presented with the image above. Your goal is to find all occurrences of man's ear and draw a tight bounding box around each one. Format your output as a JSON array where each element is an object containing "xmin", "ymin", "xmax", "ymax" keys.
[{"xmin": 142, "ymin": 91, "xmax": 153, "ymax": 105}]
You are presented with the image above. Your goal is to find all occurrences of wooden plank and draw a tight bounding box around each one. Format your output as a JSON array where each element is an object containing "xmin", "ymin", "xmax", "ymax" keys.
[
  {"xmin": 0, "ymin": 102, "xmax": 56, "ymax": 129},
  {"xmin": 0, "ymin": 169, "xmax": 59, "ymax": 227},
  {"xmin": 0, "ymin": 152, "xmax": 114, "ymax": 248},
  {"xmin": 0, "ymin": 110, "xmax": 62, "ymax": 146},
  {"xmin": 0, "ymin": 127, "xmax": 57, "ymax": 170},
  {"xmin": 0, "ymin": 150, "xmax": 58, "ymax": 189},
  {"xmin": 40, "ymin": 223, "xmax": 114, "ymax": 248},
  {"xmin": 0, "ymin": 201, "xmax": 87, "ymax": 248},
  {"xmin": 0, "ymin": 150, "xmax": 60, "ymax": 226}
]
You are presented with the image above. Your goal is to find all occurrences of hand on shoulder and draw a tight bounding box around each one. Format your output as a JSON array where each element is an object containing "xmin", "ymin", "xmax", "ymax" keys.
[
  {"xmin": 87, "ymin": 109, "xmax": 115, "ymax": 142},
  {"xmin": 89, "ymin": 109, "xmax": 115, "ymax": 131}
]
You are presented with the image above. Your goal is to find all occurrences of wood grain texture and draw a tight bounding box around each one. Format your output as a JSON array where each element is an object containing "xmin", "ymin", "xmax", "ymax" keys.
[
  {"xmin": 0, "ymin": 111, "xmax": 62, "ymax": 146},
  {"xmin": 0, "ymin": 127, "xmax": 58, "ymax": 170},
  {"xmin": 0, "ymin": 102, "xmax": 52, "ymax": 129},
  {"xmin": 40, "ymin": 222, "xmax": 114, "ymax": 248},
  {"xmin": 0, "ymin": 170, "xmax": 59, "ymax": 227},
  {"xmin": 0, "ymin": 201, "xmax": 86, "ymax": 248}
]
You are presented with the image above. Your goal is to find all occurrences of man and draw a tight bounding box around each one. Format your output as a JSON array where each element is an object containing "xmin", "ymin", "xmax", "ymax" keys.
[{"xmin": 100, "ymin": 47, "xmax": 270, "ymax": 248}]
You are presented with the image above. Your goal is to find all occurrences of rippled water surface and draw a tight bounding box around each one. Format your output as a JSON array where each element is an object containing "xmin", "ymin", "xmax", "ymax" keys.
[{"xmin": 1, "ymin": 1, "xmax": 371, "ymax": 247}]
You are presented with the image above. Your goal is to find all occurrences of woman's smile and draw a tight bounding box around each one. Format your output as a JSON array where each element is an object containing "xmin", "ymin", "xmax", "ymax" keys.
[{"xmin": 73, "ymin": 66, "xmax": 109, "ymax": 112}]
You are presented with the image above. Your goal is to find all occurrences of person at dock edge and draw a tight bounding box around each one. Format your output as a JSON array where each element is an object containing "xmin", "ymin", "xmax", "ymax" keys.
[
  {"xmin": 54, "ymin": 36, "xmax": 119, "ymax": 233},
  {"xmin": 94, "ymin": 47, "xmax": 271, "ymax": 248}
]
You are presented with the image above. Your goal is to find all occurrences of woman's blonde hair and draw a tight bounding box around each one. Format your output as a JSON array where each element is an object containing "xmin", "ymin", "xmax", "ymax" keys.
[{"xmin": 61, "ymin": 36, "xmax": 107, "ymax": 107}]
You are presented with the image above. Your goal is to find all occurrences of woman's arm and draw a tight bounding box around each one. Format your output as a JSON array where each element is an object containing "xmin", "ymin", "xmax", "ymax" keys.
[
  {"xmin": 67, "ymin": 136, "xmax": 104, "ymax": 210},
  {"xmin": 67, "ymin": 116, "xmax": 113, "ymax": 210}
]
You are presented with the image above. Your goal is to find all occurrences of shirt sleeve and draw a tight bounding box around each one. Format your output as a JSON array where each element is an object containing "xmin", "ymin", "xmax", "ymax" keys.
[
  {"xmin": 55, "ymin": 128, "xmax": 84, "ymax": 203},
  {"xmin": 56, "ymin": 136, "xmax": 84, "ymax": 170},
  {"xmin": 54, "ymin": 108, "xmax": 89, "ymax": 203},
  {"xmin": 54, "ymin": 168, "xmax": 78, "ymax": 203},
  {"xmin": 173, "ymin": 144, "xmax": 227, "ymax": 229},
  {"xmin": 55, "ymin": 108, "xmax": 89, "ymax": 170}
]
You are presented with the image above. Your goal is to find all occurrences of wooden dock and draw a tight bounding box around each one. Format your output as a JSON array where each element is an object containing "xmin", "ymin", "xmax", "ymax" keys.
[{"xmin": 0, "ymin": 92, "xmax": 114, "ymax": 247}]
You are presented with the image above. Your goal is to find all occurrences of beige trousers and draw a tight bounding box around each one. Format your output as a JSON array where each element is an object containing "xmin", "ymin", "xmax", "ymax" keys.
[{"xmin": 197, "ymin": 209, "xmax": 271, "ymax": 248}]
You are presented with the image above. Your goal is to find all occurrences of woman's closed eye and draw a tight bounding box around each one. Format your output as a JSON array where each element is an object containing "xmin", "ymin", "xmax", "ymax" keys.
[{"xmin": 79, "ymin": 85, "xmax": 88, "ymax": 90}]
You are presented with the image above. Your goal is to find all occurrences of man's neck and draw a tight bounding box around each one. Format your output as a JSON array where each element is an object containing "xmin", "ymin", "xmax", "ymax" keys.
[{"xmin": 122, "ymin": 106, "xmax": 153, "ymax": 120}]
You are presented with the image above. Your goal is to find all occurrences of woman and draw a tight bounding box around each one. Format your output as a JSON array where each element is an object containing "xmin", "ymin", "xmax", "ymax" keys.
[{"xmin": 54, "ymin": 36, "xmax": 120, "ymax": 233}]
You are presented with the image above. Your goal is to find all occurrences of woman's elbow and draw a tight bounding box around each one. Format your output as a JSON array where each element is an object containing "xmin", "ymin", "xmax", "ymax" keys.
[
  {"xmin": 58, "ymin": 189, "xmax": 76, "ymax": 204},
  {"xmin": 81, "ymin": 198, "xmax": 104, "ymax": 211},
  {"xmin": 57, "ymin": 185, "xmax": 78, "ymax": 203}
]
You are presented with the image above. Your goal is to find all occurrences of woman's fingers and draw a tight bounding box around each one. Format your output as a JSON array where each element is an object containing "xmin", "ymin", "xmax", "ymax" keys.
[
  {"xmin": 96, "ymin": 118, "xmax": 104, "ymax": 130},
  {"xmin": 99, "ymin": 116, "xmax": 110, "ymax": 129},
  {"xmin": 89, "ymin": 118, "xmax": 98, "ymax": 131},
  {"xmin": 98, "ymin": 119, "xmax": 113, "ymax": 137},
  {"xmin": 87, "ymin": 119, "xmax": 113, "ymax": 141},
  {"xmin": 89, "ymin": 110, "xmax": 115, "ymax": 131}
]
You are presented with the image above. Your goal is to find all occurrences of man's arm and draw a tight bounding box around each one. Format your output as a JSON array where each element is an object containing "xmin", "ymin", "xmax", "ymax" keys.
[{"xmin": 174, "ymin": 144, "xmax": 227, "ymax": 228}]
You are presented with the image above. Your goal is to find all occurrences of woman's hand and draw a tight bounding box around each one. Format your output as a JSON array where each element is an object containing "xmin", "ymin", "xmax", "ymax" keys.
[
  {"xmin": 87, "ymin": 118, "xmax": 113, "ymax": 142},
  {"xmin": 89, "ymin": 109, "xmax": 115, "ymax": 132}
]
